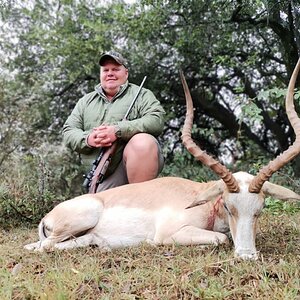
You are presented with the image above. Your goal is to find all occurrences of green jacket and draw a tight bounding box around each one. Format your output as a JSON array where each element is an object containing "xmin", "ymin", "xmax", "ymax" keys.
[{"xmin": 62, "ymin": 81, "xmax": 165, "ymax": 176}]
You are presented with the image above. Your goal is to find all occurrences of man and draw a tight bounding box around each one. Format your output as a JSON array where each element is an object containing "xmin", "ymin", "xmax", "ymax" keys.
[{"xmin": 62, "ymin": 50, "xmax": 165, "ymax": 192}]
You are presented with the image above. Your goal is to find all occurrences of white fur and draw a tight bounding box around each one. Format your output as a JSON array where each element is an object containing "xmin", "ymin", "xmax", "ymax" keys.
[{"xmin": 24, "ymin": 172, "xmax": 300, "ymax": 260}]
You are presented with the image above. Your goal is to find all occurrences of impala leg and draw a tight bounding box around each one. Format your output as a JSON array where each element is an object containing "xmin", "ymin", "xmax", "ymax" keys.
[
  {"xmin": 53, "ymin": 233, "xmax": 111, "ymax": 251},
  {"xmin": 24, "ymin": 241, "xmax": 42, "ymax": 251},
  {"xmin": 161, "ymin": 225, "xmax": 229, "ymax": 246}
]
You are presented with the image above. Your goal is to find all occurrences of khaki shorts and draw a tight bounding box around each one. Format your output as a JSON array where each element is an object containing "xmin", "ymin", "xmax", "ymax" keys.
[{"xmin": 96, "ymin": 138, "xmax": 164, "ymax": 192}]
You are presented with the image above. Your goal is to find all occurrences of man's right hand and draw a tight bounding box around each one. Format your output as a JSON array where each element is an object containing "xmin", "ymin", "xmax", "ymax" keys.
[{"xmin": 87, "ymin": 125, "xmax": 117, "ymax": 148}]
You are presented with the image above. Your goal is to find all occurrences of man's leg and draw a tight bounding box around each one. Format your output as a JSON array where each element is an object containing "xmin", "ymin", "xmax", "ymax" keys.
[
  {"xmin": 96, "ymin": 162, "xmax": 129, "ymax": 192},
  {"xmin": 123, "ymin": 133, "xmax": 164, "ymax": 183},
  {"xmin": 96, "ymin": 133, "xmax": 164, "ymax": 192}
]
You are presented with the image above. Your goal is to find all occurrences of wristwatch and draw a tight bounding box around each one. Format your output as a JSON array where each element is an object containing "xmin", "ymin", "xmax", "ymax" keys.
[{"xmin": 114, "ymin": 125, "xmax": 121, "ymax": 138}]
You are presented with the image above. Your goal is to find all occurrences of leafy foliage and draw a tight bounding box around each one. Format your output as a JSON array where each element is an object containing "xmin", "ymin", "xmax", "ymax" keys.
[
  {"xmin": 161, "ymin": 150, "xmax": 219, "ymax": 182},
  {"xmin": 265, "ymin": 197, "xmax": 300, "ymax": 215},
  {"xmin": 0, "ymin": 144, "xmax": 84, "ymax": 228}
]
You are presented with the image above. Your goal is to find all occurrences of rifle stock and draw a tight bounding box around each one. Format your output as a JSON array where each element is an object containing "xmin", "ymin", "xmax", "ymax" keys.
[{"xmin": 89, "ymin": 142, "xmax": 118, "ymax": 193}]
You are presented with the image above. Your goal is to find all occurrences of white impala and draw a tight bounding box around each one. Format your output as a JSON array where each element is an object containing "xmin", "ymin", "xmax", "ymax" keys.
[{"xmin": 25, "ymin": 59, "xmax": 300, "ymax": 260}]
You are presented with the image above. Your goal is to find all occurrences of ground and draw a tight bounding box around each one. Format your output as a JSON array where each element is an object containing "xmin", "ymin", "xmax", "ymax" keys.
[{"xmin": 0, "ymin": 212, "xmax": 299, "ymax": 299}]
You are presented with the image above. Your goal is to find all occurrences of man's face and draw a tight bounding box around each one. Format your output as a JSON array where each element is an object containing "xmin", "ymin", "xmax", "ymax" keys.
[{"xmin": 100, "ymin": 59, "xmax": 128, "ymax": 93}]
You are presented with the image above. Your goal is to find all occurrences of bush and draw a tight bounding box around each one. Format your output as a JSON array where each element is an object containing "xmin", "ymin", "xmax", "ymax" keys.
[
  {"xmin": 0, "ymin": 143, "xmax": 85, "ymax": 228},
  {"xmin": 161, "ymin": 150, "xmax": 226, "ymax": 182}
]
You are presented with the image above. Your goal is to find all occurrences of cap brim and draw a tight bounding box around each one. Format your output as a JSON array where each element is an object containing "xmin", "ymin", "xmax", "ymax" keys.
[{"xmin": 99, "ymin": 54, "xmax": 124, "ymax": 66}]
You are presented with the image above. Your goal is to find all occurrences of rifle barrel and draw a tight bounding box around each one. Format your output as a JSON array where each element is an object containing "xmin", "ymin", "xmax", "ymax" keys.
[{"xmin": 123, "ymin": 76, "xmax": 147, "ymax": 120}]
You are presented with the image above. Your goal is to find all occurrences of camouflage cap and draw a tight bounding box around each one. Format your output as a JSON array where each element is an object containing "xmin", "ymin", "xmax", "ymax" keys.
[{"xmin": 99, "ymin": 51, "xmax": 128, "ymax": 68}]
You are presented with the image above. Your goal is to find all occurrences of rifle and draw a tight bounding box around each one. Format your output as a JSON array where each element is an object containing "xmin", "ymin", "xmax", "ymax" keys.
[{"xmin": 83, "ymin": 76, "xmax": 147, "ymax": 193}]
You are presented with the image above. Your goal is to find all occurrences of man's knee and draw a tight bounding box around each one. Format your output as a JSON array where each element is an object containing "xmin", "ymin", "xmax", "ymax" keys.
[
  {"xmin": 123, "ymin": 133, "xmax": 164, "ymax": 179},
  {"xmin": 124, "ymin": 133, "xmax": 158, "ymax": 157}
]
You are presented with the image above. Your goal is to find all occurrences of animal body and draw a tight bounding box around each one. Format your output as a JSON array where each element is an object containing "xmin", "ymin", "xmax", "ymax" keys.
[{"xmin": 25, "ymin": 59, "xmax": 300, "ymax": 260}]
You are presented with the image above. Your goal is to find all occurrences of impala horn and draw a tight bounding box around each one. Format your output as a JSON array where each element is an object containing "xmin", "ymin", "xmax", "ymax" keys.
[
  {"xmin": 249, "ymin": 59, "xmax": 300, "ymax": 193},
  {"xmin": 180, "ymin": 71, "xmax": 239, "ymax": 193}
]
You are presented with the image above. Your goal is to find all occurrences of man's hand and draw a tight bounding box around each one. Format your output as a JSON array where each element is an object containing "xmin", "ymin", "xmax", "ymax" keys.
[{"xmin": 87, "ymin": 125, "xmax": 118, "ymax": 148}]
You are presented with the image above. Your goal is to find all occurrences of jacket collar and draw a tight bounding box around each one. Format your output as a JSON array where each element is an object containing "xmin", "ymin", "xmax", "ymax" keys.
[{"xmin": 95, "ymin": 81, "xmax": 129, "ymax": 102}]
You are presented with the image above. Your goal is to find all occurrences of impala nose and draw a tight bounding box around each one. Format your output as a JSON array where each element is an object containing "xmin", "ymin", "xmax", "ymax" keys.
[{"xmin": 235, "ymin": 249, "xmax": 258, "ymax": 260}]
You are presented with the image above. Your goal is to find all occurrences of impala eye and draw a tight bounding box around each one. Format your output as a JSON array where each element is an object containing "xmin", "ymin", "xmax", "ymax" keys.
[{"xmin": 223, "ymin": 203, "xmax": 232, "ymax": 215}]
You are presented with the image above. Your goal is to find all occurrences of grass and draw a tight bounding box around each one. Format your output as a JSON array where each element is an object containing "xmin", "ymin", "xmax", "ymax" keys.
[{"xmin": 0, "ymin": 210, "xmax": 299, "ymax": 300}]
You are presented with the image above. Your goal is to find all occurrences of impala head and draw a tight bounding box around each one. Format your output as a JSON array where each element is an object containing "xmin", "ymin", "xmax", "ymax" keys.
[
  {"xmin": 222, "ymin": 172, "xmax": 264, "ymax": 260},
  {"xmin": 180, "ymin": 59, "xmax": 300, "ymax": 260}
]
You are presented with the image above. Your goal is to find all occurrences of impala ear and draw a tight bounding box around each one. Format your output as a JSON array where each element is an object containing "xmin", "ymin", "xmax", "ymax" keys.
[
  {"xmin": 186, "ymin": 180, "xmax": 225, "ymax": 209},
  {"xmin": 262, "ymin": 181, "xmax": 300, "ymax": 201},
  {"xmin": 186, "ymin": 199, "xmax": 210, "ymax": 209}
]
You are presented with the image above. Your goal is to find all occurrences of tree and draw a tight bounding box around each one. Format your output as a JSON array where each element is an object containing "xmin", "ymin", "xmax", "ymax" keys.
[
  {"xmin": 0, "ymin": 0, "xmax": 300, "ymax": 184},
  {"xmin": 114, "ymin": 0, "xmax": 300, "ymax": 174}
]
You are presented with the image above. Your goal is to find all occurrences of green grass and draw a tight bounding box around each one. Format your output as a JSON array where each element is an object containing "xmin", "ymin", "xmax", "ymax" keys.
[{"xmin": 0, "ymin": 211, "xmax": 299, "ymax": 300}]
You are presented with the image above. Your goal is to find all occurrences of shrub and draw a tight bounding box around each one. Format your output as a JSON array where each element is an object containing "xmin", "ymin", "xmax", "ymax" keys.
[{"xmin": 0, "ymin": 143, "xmax": 84, "ymax": 228}]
